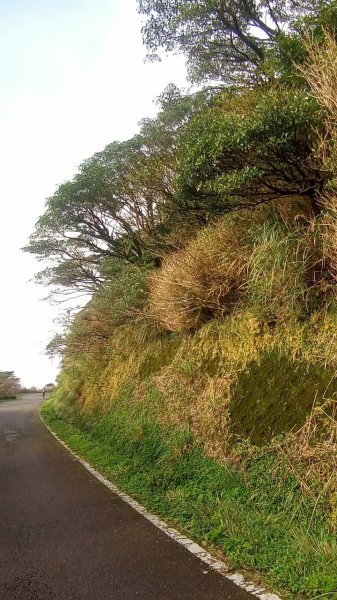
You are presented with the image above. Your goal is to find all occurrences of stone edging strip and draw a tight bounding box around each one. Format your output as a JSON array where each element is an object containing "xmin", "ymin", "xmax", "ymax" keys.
[{"xmin": 41, "ymin": 415, "xmax": 282, "ymax": 600}]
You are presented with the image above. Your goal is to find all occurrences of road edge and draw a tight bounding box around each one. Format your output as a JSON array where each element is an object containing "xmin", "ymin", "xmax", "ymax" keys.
[{"xmin": 40, "ymin": 412, "xmax": 282, "ymax": 600}]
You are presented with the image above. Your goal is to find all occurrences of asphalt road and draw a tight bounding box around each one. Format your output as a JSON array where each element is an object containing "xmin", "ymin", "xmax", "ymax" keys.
[{"xmin": 0, "ymin": 394, "xmax": 256, "ymax": 600}]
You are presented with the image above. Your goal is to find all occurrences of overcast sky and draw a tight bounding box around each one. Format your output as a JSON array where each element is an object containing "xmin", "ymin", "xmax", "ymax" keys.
[{"xmin": 0, "ymin": 0, "xmax": 187, "ymax": 388}]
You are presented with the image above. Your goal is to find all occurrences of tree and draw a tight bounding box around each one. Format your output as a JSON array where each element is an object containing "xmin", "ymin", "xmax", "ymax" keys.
[
  {"xmin": 0, "ymin": 371, "xmax": 21, "ymax": 398},
  {"xmin": 24, "ymin": 139, "xmax": 156, "ymax": 297},
  {"xmin": 25, "ymin": 86, "xmax": 208, "ymax": 296},
  {"xmin": 174, "ymin": 86, "xmax": 324, "ymax": 218},
  {"xmin": 137, "ymin": 0, "xmax": 331, "ymax": 84}
]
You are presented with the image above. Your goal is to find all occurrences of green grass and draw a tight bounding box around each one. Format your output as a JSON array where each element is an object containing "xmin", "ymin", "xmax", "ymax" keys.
[
  {"xmin": 230, "ymin": 351, "xmax": 337, "ymax": 445},
  {"xmin": 41, "ymin": 397, "xmax": 337, "ymax": 600}
]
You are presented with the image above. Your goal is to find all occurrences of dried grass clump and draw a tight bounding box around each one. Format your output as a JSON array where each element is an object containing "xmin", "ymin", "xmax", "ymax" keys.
[
  {"xmin": 302, "ymin": 30, "xmax": 337, "ymax": 116},
  {"xmin": 298, "ymin": 29, "xmax": 337, "ymax": 309},
  {"xmin": 148, "ymin": 216, "xmax": 249, "ymax": 331}
]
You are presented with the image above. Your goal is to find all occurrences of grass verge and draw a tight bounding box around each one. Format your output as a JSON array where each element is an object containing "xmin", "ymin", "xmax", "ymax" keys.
[
  {"xmin": 0, "ymin": 395, "xmax": 19, "ymax": 402},
  {"xmin": 41, "ymin": 398, "xmax": 337, "ymax": 600}
]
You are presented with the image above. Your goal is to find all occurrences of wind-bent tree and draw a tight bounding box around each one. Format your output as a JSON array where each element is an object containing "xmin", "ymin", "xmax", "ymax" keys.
[
  {"xmin": 25, "ymin": 86, "xmax": 204, "ymax": 297},
  {"xmin": 175, "ymin": 86, "xmax": 325, "ymax": 217},
  {"xmin": 25, "ymin": 139, "xmax": 157, "ymax": 297},
  {"xmin": 137, "ymin": 0, "xmax": 331, "ymax": 84}
]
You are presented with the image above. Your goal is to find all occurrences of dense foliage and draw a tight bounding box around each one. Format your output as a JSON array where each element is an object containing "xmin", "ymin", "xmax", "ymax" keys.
[
  {"xmin": 25, "ymin": 86, "xmax": 211, "ymax": 296},
  {"xmin": 137, "ymin": 0, "xmax": 328, "ymax": 84},
  {"xmin": 176, "ymin": 87, "xmax": 324, "ymax": 216}
]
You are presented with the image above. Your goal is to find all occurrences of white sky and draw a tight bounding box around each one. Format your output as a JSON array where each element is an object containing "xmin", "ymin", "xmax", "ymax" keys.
[{"xmin": 0, "ymin": 0, "xmax": 187, "ymax": 388}]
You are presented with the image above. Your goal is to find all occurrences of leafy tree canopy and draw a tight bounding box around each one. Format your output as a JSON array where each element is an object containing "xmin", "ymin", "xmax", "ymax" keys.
[
  {"xmin": 175, "ymin": 86, "xmax": 324, "ymax": 216},
  {"xmin": 25, "ymin": 86, "xmax": 206, "ymax": 296},
  {"xmin": 137, "ymin": 0, "xmax": 334, "ymax": 84},
  {"xmin": 26, "ymin": 4, "xmax": 337, "ymax": 303}
]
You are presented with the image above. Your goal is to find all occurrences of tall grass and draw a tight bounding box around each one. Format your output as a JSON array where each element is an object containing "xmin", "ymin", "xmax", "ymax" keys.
[
  {"xmin": 148, "ymin": 215, "xmax": 250, "ymax": 331},
  {"xmin": 299, "ymin": 29, "xmax": 337, "ymax": 175},
  {"xmin": 246, "ymin": 220, "xmax": 327, "ymax": 322},
  {"xmin": 300, "ymin": 30, "xmax": 337, "ymax": 289},
  {"xmin": 149, "ymin": 211, "xmax": 330, "ymax": 331}
]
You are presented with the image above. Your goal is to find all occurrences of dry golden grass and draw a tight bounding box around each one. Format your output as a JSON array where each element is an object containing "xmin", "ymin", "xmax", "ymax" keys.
[
  {"xmin": 247, "ymin": 221, "xmax": 324, "ymax": 322},
  {"xmin": 154, "ymin": 368, "xmax": 234, "ymax": 458},
  {"xmin": 148, "ymin": 203, "xmax": 332, "ymax": 331},
  {"xmin": 299, "ymin": 29, "xmax": 337, "ymax": 174},
  {"xmin": 275, "ymin": 398, "xmax": 337, "ymax": 530},
  {"xmin": 302, "ymin": 30, "xmax": 337, "ymax": 116},
  {"xmin": 298, "ymin": 30, "xmax": 337, "ymax": 311},
  {"xmin": 298, "ymin": 29, "xmax": 337, "ymax": 276},
  {"xmin": 315, "ymin": 196, "xmax": 337, "ymax": 284},
  {"xmin": 148, "ymin": 216, "xmax": 250, "ymax": 331}
]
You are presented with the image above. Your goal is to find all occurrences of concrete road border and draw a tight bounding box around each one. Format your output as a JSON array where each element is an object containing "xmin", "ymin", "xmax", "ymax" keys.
[{"xmin": 41, "ymin": 415, "xmax": 282, "ymax": 600}]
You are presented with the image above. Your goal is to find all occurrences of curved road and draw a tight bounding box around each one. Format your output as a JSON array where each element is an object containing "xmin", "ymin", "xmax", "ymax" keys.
[{"xmin": 0, "ymin": 394, "xmax": 256, "ymax": 600}]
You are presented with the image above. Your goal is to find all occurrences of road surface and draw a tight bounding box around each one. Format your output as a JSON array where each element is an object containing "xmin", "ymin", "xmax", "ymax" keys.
[{"xmin": 0, "ymin": 394, "xmax": 256, "ymax": 600}]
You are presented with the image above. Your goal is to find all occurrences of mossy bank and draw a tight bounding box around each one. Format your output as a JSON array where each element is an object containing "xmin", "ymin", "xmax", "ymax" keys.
[{"xmin": 43, "ymin": 306, "xmax": 337, "ymax": 600}]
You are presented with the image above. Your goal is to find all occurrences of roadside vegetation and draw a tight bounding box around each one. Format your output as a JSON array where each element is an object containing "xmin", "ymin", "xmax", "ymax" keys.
[
  {"xmin": 0, "ymin": 371, "xmax": 21, "ymax": 399},
  {"xmin": 34, "ymin": 2, "xmax": 337, "ymax": 598}
]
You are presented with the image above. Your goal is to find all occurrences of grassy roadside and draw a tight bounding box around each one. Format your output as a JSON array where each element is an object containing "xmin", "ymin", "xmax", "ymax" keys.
[{"xmin": 41, "ymin": 398, "xmax": 337, "ymax": 600}]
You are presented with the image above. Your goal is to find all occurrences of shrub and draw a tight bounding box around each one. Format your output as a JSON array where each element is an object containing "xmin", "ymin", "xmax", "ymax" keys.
[{"xmin": 60, "ymin": 262, "xmax": 151, "ymax": 357}]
